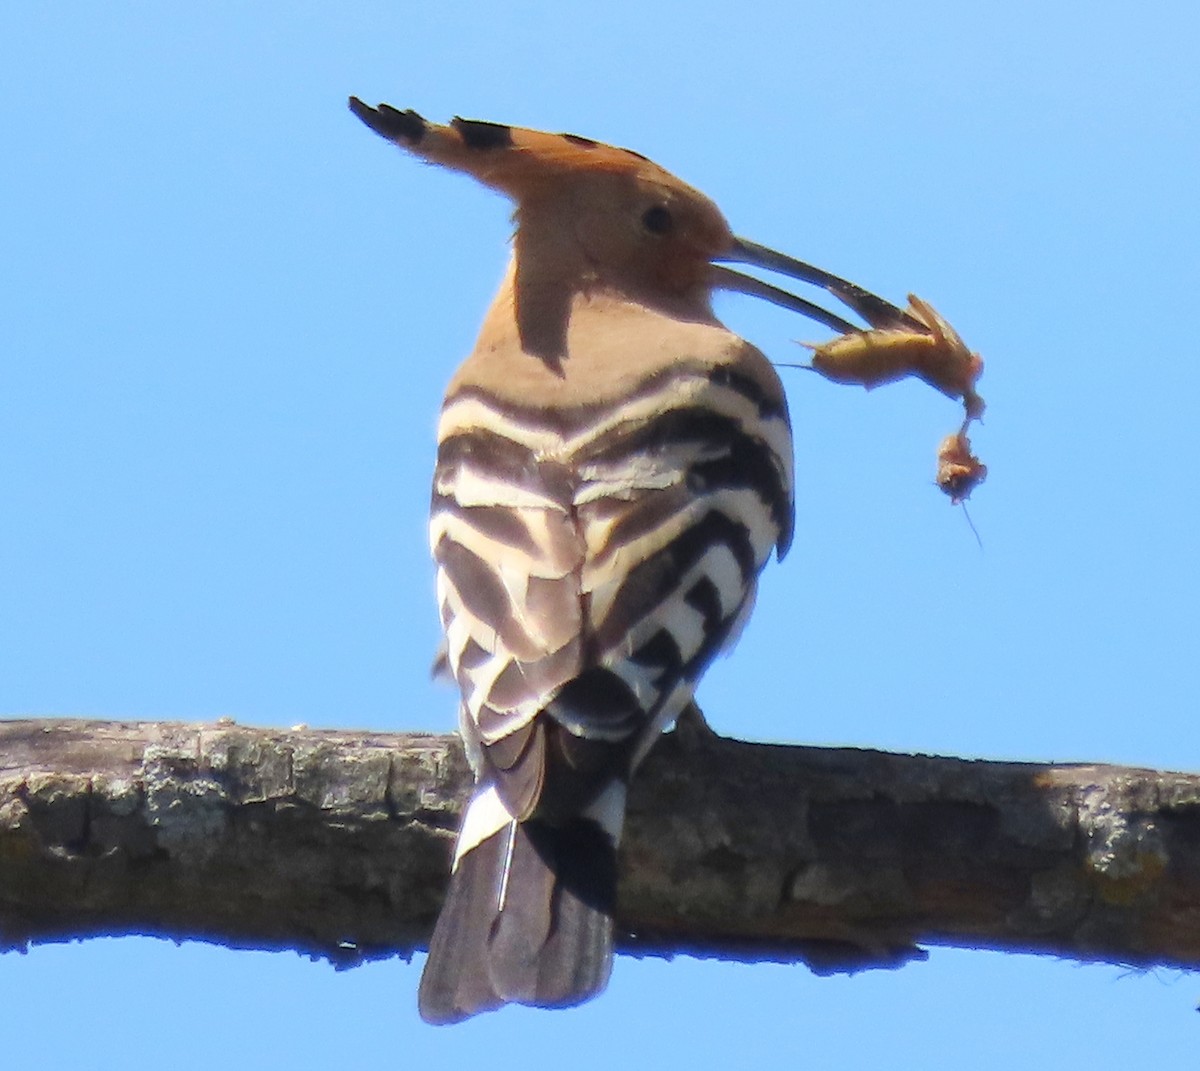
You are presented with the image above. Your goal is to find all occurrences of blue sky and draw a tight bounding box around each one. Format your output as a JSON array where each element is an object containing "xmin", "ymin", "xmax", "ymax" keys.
[{"xmin": 3, "ymin": 2, "xmax": 1198, "ymax": 1065}]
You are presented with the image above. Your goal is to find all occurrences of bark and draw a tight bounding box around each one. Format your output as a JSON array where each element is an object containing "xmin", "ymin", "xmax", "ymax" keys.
[{"xmin": 2, "ymin": 717, "xmax": 1199, "ymax": 975}]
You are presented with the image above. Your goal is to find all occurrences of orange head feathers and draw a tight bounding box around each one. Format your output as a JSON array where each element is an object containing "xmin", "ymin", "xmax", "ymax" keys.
[
  {"xmin": 349, "ymin": 98, "xmax": 737, "ymax": 306},
  {"xmin": 349, "ymin": 98, "xmax": 912, "ymax": 335}
]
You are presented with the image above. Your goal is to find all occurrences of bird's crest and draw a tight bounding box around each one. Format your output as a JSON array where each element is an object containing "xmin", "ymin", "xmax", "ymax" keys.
[{"xmin": 348, "ymin": 98, "xmax": 690, "ymax": 199}]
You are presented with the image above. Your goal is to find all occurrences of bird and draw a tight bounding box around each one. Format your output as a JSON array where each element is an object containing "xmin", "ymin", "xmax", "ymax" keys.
[{"xmin": 348, "ymin": 98, "xmax": 900, "ymax": 1024}]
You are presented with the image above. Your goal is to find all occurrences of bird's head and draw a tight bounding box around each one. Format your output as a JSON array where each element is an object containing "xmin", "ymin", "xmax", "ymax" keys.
[{"xmin": 349, "ymin": 98, "xmax": 917, "ymax": 333}]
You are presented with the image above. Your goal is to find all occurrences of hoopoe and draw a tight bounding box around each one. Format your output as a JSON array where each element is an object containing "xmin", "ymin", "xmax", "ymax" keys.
[{"xmin": 349, "ymin": 98, "xmax": 901, "ymax": 1024}]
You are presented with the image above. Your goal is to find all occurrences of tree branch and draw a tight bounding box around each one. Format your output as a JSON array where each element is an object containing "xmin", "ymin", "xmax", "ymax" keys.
[{"xmin": 2, "ymin": 718, "xmax": 1198, "ymax": 975}]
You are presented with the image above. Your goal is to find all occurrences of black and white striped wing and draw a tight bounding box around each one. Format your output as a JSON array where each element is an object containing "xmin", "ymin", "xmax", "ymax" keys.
[
  {"xmin": 572, "ymin": 363, "xmax": 793, "ymax": 766},
  {"xmin": 430, "ymin": 396, "xmax": 587, "ymax": 822}
]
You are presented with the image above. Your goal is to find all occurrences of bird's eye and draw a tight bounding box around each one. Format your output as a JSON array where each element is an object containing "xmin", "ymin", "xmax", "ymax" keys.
[{"xmin": 641, "ymin": 205, "xmax": 673, "ymax": 235}]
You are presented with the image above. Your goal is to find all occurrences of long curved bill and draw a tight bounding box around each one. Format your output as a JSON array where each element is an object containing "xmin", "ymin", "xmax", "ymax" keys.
[{"xmin": 712, "ymin": 237, "xmax": 925, "ymax": 335}]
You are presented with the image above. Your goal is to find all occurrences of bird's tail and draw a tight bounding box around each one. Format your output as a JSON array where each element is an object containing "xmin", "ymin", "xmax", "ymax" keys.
[{"xmin": 418, "ymin": 788, "xmax": 621, "ymax": 1025}]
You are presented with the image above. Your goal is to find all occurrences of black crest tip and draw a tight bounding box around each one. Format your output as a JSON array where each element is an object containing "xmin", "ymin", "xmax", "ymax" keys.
[{"xmin": 348, "ymin": 97, "xmax": 427, "ymax": 144}]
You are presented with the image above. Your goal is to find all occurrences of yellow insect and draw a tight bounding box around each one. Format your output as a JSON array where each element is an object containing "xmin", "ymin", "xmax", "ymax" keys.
[
  {"xmin": 804, "ymin": 295, "xmax": 987, "ymax": 503},
  {"xmin": 807, "ymin": 294, "xmax": 985, "ymax": 421}
]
